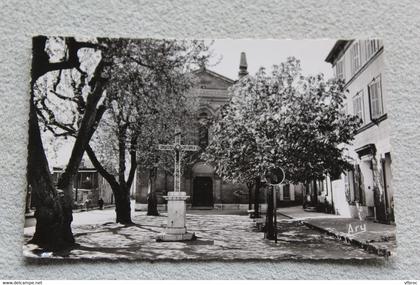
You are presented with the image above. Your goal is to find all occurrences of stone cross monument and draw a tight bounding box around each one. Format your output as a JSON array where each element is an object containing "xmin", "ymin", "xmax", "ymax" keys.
[{"xmin": 156, "ymin": 126, "xmax": 199, "ymax": 241}]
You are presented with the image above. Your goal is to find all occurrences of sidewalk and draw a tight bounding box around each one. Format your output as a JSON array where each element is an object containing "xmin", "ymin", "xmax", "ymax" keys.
[
  {"xmin": 278, "ymin": 206, "xmax": 396, "ymax": 257},
  {"xmin": 25, "ymin": 204, "xmax": 115, "ymax": 218}
]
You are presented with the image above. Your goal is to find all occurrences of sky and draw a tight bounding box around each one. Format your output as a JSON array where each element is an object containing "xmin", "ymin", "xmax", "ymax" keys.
[{"xmin": 206, "ymin": 39, "xmax": 336, "ymax": 80}]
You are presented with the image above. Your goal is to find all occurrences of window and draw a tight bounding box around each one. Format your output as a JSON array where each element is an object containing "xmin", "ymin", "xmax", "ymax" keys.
[
  {"xmin": 198, "ymin": 112, "xmax": 210, "ymax": 149},
  {"xmin": 365, "ymin": 39, "xmax": 381, "ymax": 60},
  {"xmin": 353, "ymin": 90, "xmax": 364, "ymax": 123},
  {"xmin": 353, "ymin": 165, "xmax": 365, "ymax": 206},
  {"xmin": 345, "ymin": 167, "xmax": 365, "ymax": 206},
  {"xmin": 75, "ymin": 172, "xmax": 98, "ymax": 189},
  {"xmin": 350, "ymin": 41, "xmax": 361, "ymax": 76},
  {"xmin": 344, "ymin": 170, "xmax": 354, "ymax": 203},
  {"xmin": 336, "ymin": 59, "xmax": 345, "ymax": 81},
  {"xmin": 283, "ymin": 184, "xmax": 290, "ymax": 200},
  {"xmin": 368, "ymin": 75, "xmax": 384, "ymax": 120}
]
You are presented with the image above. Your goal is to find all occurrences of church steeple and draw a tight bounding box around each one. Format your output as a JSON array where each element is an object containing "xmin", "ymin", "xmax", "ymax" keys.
[{"xmin": 238, "ymin": 52, "xmax": 248, "ymax": 78}]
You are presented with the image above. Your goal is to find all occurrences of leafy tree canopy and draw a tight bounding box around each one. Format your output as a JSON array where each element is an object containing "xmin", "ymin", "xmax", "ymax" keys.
[{"xmin": 202, "ymin": 57, "xmax": 361, "ymax": 185}]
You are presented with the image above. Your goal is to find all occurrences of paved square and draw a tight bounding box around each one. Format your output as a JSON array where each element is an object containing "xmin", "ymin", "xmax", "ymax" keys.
[{"xmin": 24, "ymin": 209, "xmax": 381, "ymax": 260}]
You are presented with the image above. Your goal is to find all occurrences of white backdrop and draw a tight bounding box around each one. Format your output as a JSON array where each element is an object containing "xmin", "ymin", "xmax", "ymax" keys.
[{"xmin": 0, "ymin": 0, "xmax": 419, "ymax": 279}]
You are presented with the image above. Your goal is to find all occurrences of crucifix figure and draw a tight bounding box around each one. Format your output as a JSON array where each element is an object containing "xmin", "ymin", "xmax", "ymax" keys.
[
  {"xmin": 158, "ymin": 126, "xmax": 199, "ymax": 192},
  {"xmin": 156, "ymin": 126, "xmax": 199, "ymax": 242}
]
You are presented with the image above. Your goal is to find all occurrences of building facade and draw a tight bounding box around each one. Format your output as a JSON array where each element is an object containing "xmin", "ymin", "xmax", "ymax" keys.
[
  {"xmin": 25, "ymin": 158, "xmax": 120, "ymax": 212},
  {"xmin": 277, "ymin": 183, "xmax": 304, "ymax": 207},
  {"xmin": 135, "ymin": 53, "xmax": 295, "ymax": 210},
  {"xmin": 325, "ymin": 40, "xmax": 394, "ymax": 224},
  {"xmin": 51, "ymin": 159, "xmax": 116, "ymax": 208}
]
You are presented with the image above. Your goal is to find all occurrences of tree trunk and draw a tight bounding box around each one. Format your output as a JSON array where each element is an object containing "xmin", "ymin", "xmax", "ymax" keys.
[
  {"xmin": 254, "ymin": 177, "xmax": 261, "ymax": 218},
  {"xmin": 85, "ymin": 144, "xmax": 133, "ymax": 224},
  {"xmin": 246, "ymin": 182, "xmax": 254, "ymax": 211},
  {"xmin": 147, "ymin": 168, "xmax": 159, "ymax": 216},
  {"xmin": 28, "ymin": 36, "xmax": 104, "ymax": 250},
  {"xmin": 52, "ymin": 78, "xmax": 105, "ymax": 247},
  {"xmin": 303, "ymin": 182, "xmax": 309, "ymax": 208},
  {"xmin": 114, "ymin": 185, "xmax": 133, "ymax": 224},
  {"xmin": 115, "ymin": 126, "xmax": 133, "ymax": 224},
  {"xmin": 27, "ymin": 96, "xmax": 74, "ymax": 250},
  {"xmin": 265, "ymin": 185, "xmax": 276, "ymax": 240}
]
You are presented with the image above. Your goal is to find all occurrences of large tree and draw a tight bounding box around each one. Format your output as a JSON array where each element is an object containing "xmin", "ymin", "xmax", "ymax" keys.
[
  {"xmin": 202, "ymin": 57, "xmax": 361, "ymax": 213},
  {"xmin": 32, "ymin": 38, "xmax": 207, "ymax": 231},
  {"xmin": 28, "ymin": 36, "xmax": 106, "ymax": 250},
  {"xmin": 86, "ymin": 39, "xmax": 207, "ymax": 223}
]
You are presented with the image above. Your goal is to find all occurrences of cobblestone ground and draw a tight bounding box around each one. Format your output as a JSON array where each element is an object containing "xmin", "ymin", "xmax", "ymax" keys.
[{"xmin": 24, "ymin": 212, "xmax": 381, "ymax": 260}]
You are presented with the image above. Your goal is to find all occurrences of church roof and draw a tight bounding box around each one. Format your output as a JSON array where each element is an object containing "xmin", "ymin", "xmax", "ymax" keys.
[{"xmin": 192, "ymin": 66, "xmax": 235, "ymax": 85}]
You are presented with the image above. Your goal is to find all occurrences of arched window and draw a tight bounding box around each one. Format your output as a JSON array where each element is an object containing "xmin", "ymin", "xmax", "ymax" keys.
[{"xmin": 197, "ymin": 111, "xmax": 210, "ymax": 149}]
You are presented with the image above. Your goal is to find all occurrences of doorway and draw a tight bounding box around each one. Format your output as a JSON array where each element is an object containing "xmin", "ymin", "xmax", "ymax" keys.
[{"xmin": 192, "ymin": 177, "xmax": 213, "ymax": 207}]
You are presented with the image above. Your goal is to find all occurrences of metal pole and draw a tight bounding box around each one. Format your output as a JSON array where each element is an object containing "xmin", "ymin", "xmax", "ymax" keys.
[
  {"xmin": 274, "ymin": 185, "xmax": 277, "ymax": 243},
  {"xmin": 265, "ymin": 185, "xmax": 275, "ymax": 240}
]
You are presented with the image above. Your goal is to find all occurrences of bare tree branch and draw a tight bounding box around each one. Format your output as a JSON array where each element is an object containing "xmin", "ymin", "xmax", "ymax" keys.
[{"xmin": 85, "ymin": 144, "xmax": 119, "ymax": 189}]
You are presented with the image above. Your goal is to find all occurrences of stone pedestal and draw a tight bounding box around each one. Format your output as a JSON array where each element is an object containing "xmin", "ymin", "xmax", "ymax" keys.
[{"xmin": 156, "ymin": 191, "xmax": 195, "ymax": 241}]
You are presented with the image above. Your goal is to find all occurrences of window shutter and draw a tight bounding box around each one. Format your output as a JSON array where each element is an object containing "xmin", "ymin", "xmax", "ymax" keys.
[
  {"xmin": 369, "ymin": 76, "xmax": 383, "ymax": 120},
  {"xmin": 354, "ymin": 165, "xmax": 361, "ymax": 202}
]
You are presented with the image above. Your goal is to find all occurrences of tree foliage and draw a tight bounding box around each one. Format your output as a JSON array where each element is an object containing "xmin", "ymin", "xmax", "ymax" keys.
[
  {"xmin": 30, "ymin": 36, "xmax": 209, "ymax": 245},
  {"xmin": 202, "ymin": 57, "xmax": 361, "ymax": 186},
  {"xmin": 87, "ymin": 39, "xmax": 208, "ymax": 221}
]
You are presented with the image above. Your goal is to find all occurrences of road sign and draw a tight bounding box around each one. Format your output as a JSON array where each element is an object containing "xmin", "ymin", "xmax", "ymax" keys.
[{"xmin": 264, "ymin": 167, "xmax": 285, "ymax": 185}]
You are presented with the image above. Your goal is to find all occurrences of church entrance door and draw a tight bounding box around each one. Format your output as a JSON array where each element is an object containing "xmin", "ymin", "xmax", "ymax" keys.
[{"xmin": 192, "ymin": 177, "xmax": 213, "ymax": 207}]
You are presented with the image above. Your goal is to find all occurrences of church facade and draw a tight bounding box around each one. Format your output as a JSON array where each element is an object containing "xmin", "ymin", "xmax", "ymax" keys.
[{"xmin": 135, "ymin": 54, "xmax": 259, "ymax": 210}]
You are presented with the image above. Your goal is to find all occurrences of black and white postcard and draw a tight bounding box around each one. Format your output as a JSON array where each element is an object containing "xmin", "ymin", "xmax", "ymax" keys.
[{"xmin": 24, "ymin": 37, "xmax": 395, "ymax": 260}]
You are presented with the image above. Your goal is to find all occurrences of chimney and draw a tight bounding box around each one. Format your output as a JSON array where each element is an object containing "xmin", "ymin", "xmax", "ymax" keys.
[{"xmin": 238, "ymin": 52, "xmax": 248, "ymax": 78}]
